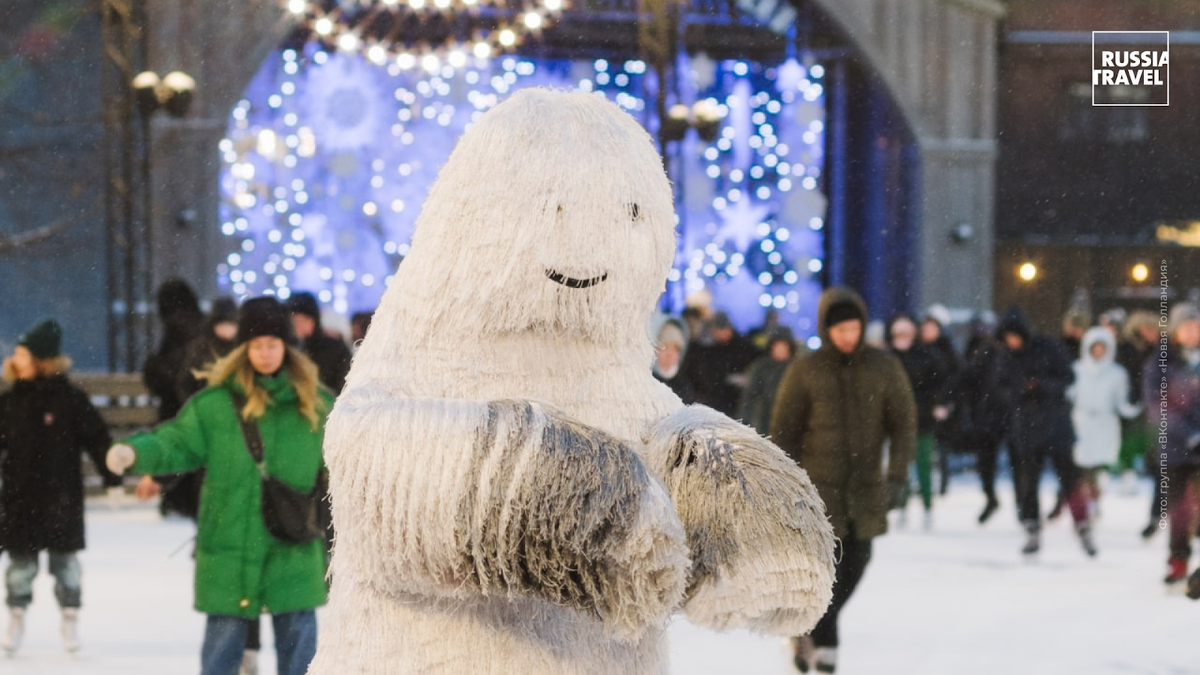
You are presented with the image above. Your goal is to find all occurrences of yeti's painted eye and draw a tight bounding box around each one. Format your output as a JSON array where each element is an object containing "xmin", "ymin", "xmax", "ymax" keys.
[{"xmin": 628, "ymin": 203, "xmax": 642, "ymax": 221}]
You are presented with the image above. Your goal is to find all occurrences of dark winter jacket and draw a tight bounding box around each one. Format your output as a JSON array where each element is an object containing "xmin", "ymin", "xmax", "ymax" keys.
[
  {"xmin": 0, "ymin": 375, "xmax": 122, "ymax": 552},
  {"xmin": 1143, "ymin": 344, "xmax": 1200, "ymax": 469},
  {"xmin": 301, "ymin": 331, "xmax": 352, "ymax": 395},
  {"xmin": 1117, "ymin": 338, "xmax": 1153, "ymax": 406},
  {"xmin": 737, "ymin": 335, "xmax": 795, "ymax": 436},
  {"xmin": 995, "ymin": 308, "xmax": 1075, "ymax": 455},
  {"xmin": 144, "ymin": 304, "xmax": 206, "ymax": 421},
  {"xmin": 886, "ymin": 316, "xmax": 950, "ymax": 435},
  {"xmin": 683, "ymin": 333, "xmax": 759, "ymax": 417},
  {"xmin": 769, "ymin": 287, "xmax": 918, "ymax": 540},
  {"xmin": 942, "ymin": 335, "xmax": 1013, "ymax": 451}
]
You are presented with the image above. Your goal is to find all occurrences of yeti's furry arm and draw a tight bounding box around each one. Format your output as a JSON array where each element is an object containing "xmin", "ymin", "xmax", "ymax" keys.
[
  {"xmin": 642, "ymin": 405, "xmax": 836, "ymax": 636},
  {"xmin": 325, "ymin": 385, "xmax": 689, "ymax": 639}
]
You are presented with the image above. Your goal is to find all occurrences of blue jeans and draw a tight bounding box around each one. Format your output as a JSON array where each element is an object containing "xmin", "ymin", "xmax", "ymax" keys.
[
  {"xmin": 200, "ymin": 610, "xmax": 316, "ymax": 675},
  {"xmin": 5, "ymin": 551, "xmax": 81, "ymax": 609}
]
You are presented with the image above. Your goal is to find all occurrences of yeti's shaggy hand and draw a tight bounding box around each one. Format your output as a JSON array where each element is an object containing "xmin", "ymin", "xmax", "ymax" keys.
[
  {"xmin": 643, "ymin": 405, "xmax": 836, "ymax": 636},
  {"xmin": 324, "ymin": 388, "xmax": 688, "ymax": 641}
]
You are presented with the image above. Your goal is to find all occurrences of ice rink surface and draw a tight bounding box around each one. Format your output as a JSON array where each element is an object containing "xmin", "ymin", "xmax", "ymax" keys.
[{"xmin": 3, "ymin": 476, "xmax": 1193, "ymax": 674}]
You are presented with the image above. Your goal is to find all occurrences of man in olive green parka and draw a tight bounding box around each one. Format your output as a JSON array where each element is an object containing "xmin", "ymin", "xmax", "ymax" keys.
[{"xmin": 769, "ymin": 286, "xmax": 917, "ymax": 674}]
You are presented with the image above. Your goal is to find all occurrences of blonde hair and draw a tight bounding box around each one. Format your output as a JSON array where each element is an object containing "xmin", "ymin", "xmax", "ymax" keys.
[
  {"xmin": 194, "ymin": 343, "xmax": 326, "ymax": 429},
  {"xmin": 2, "ymin": 354, "xmax": 73, "ymax": 383}
]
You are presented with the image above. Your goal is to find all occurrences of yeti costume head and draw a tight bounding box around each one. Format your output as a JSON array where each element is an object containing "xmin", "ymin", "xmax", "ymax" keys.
[{"xmin": 365, "ymin": 89, "xmax": 676, "ymax": 360}]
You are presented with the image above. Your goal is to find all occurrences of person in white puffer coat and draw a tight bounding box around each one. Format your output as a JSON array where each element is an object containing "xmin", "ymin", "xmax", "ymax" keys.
[
  {"xmin": 1070, "ymin": 326, "xmax": 1141, "ymax": 520},
  {"xmin": 305, "ymin": 89, "xmax": 836, "ymax": 675}
]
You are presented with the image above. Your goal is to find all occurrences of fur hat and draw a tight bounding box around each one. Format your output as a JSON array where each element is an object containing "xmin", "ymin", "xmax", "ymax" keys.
[
  {"xmin": 17, "ymin": 319, "xmax": 62, "ymax": 359},
  {"xmin": 1169, "ymin": 303, "xmax": 1200, "ymax": 336},
  {"xmin": 237, "ymin": 297, "xmax": 296, "ymax": 345}
]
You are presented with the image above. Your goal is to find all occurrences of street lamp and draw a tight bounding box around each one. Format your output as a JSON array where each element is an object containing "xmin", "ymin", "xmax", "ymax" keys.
[
  {"xmin": 1018, "ymin": 262, "xmax": 1037, "ymax": 282},
  {"xmin": 132, "ymin": 70, "xmax": 195, "ymax": 359}
]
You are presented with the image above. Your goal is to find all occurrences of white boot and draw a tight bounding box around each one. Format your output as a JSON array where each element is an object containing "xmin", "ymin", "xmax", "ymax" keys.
[
  {"xmin": 812, "ymin": 646, "xmax": 838, "ymax": 673},
  {"xmin": 61, "ymin": 608, "xmax": 81, "ymax": 653},
  {"xmin": 3, "ymin": 607, "xmax": 26, "ymax": 655},
  {"xmin": 240, "ymin": 648, "xmax": 259, "ymax": 675}
]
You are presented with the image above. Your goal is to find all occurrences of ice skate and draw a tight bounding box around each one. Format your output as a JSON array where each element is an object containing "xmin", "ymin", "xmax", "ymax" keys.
[
  {"xmin": 1164, "ymin": 557, "xmax": 1188, "ymax": 585},
  {"xmin": 922, "ymin": 510, "xmax": 933, "ymax": 531},
  {"xmin": 790, "ymin": 635, "xmax": 814, "ymax": 673},
  {"xmin": 1021, "ymin": 521, "xmax": 1040, "ymax": 556},
  {"xmin": 1076, "ymin": 523, "xmax": 1097, "ymax": 557},
  {"xmin": 1140, "ymin": 522, "xmax": 1158, "ymax": 541},
  {"xmin": 61, "ymin": 608, "xmax": 81, "ymax": 653},
  {"xmin": 1186, "ymin": 569, "xmax": 1200, "ymax": 600},
  {"xmin": 812, "ymin": 646, "xmax": 837, "ymax": 673},
  {"xmin": 240, "ymin": 648, "xmax": 259, "ymax": 675},
  {"xmin": 977, "ymin": 498, "xmax": 999, "ymax": 525},
  {"xmin": 3, "ymin": 607, "xmax": 26, "ymax": 656}
]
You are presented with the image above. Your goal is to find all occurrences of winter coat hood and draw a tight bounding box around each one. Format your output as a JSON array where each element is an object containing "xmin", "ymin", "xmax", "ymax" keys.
[
  {"xmin": 883, "ymin": 313, "xmax": 919, "ymax": 351},
  {"xmin": 649, "ymin": 314, "xmax": 689, "ymax": 381},
  {"xmin": 1079, "ymin": 326, "xmax": 1116, "ymax": 367},
  {"xmin": 817, "ymin": 286, "xmax": 868, "ymax": 353},
  {"xmin": 157, "ymin": 278, "xmax": 200, "ymax": 321},
  {"xmin": 995, "ymin": 306, "xmax": 1032, "ymax": 345}
]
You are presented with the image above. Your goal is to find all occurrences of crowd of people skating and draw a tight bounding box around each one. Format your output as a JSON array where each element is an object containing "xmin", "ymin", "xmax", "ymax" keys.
[{"xmin": 1, "ymin": 276, "xmax": 1198, "ymax": 674}]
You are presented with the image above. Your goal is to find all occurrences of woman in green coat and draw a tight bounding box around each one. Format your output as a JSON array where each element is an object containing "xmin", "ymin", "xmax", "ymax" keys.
[{"xmin": 107, "ymin": 297, "xmax": 332, "ymax": 675}]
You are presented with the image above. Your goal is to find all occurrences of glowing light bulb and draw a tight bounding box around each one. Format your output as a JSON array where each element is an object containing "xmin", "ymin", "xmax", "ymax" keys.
[
  {"xmin": 473, "ymin": 42, "xmax": 491, "ymax": 59},
  {"xmin": 524, "ymin": 12, "xmax": 543, "ymax": 29},
  {"xmin": 287, "ymin": 0, "xmax": 307, "ymax": 14},
  {"xmin": 499, "ymin": 29, "xmax": 517, "ymax": 47},
  {"xmin": 1018, "ymin": 263, "xmax": 1037, "ymax": 281},
  {"xmin": 314, "ymin": 17, "xmax": 333, "ymax": 36},
  {"xmin": 337, "ymin": 32, "xmax": 359, "ymax": 52}
]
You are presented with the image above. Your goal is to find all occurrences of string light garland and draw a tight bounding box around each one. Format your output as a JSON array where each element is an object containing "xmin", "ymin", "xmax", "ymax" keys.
[{"xmin": 284, "ymin": 0, "xmax": 563, "ymax": 66}]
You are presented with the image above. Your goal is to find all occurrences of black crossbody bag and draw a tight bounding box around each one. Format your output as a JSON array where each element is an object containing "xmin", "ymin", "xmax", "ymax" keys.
[{"xmin": 230, "ymin": 391, "xmax": 327, "ymax": 544}]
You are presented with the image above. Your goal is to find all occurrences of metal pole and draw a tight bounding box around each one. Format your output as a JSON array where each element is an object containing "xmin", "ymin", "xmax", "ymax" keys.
[
  {"xmin": 140, "ymin": 111, "xmax": 154, "ymax": 363},
  {"xmin": 135, "ymin": 0, "xmax": 155, "ymax": 363},
  {"xmin": 100, "ymin": 4, "xmax": 119, "ymax": 372}
]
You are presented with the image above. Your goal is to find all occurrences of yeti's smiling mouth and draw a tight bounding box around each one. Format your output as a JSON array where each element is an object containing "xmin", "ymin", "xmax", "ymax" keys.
[{"xmin": 545, "ymin": 269, "xmax": 609, "ymax": 289}]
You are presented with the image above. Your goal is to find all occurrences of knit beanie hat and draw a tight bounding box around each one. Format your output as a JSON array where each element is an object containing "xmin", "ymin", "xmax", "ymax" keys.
[
  {"xmin": 237, "ymin": 297, "xmax": 296, "ymax": 345},
  {"xmin": 209, "ymin": 297, "xmax": 239, "ymax": 326},
  {"xmin": 285, "ymin": 292, "xmax": 321, "ymax": 320},
  {"xmin": 825, "ymin": 301, "xmax": 864, "ymax": 329},
  {"xmin": 18, "ymin": 319, "xmax": 63, "ymax": 359},
  {"xmin": 1169, "ymin": 303, "xmax": 1200, "ymax": 336}
]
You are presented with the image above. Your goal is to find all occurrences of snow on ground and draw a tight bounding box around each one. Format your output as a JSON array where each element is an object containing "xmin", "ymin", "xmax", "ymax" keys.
[{"xmin": 2, "ymin": 476, "xmax": 1194, "ymax": 674}]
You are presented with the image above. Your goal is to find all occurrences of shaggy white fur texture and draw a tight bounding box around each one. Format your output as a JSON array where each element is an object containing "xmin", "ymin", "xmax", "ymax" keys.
[{"xmin": 308, "ymin": 89, "xmax": 835, "ymax": 675}]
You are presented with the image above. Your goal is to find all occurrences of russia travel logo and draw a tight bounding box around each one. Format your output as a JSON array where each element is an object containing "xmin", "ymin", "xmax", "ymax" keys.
[{"xmin": 1092, "ymin": 31, "xmax": 1169, "ymax": 106}]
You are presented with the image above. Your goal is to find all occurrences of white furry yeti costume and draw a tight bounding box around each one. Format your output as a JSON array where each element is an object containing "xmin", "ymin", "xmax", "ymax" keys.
[{"xmin": 308, "ymin": 88, "xmax": 835, "ymax": 675}]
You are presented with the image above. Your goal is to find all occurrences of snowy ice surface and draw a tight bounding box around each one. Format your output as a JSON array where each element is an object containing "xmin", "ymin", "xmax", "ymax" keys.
[{"xmin": 2, "ymin": 476, "xmax": 1192, "ymax": 674}]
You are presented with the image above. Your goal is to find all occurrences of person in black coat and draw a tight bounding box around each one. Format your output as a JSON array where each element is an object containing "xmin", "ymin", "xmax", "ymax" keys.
[
  {"xmin": 887, "ymin": 314, "xmax": 950, "ymax": 526},
  {"xmin": 135, "ymin": 297, "xmax": 242, "ymax": 519},
  {"xmin": 142, "ymin": 278, "xmax": 206, "ymax": 422},
  {"xmin": 737, "ymin": 328, "xmax": 796, "ymax": 435},
  {"xmin": 285, "ymin": 292, "xmax": 352, "ymax": 394},
  {"xmin": 943, "ymin": 327, "xmax": 1014, "ymax": 524},
  {"xmin": 995, "ymin": 307, "xmax": 1093, "ymax": 556},
  {"xmin": 682, "ymin": 311, "xmax": 759, "ymax": 417},
  {"xmin": 0, "ymin": 320, "xmax": 123, "ymax": 654}
]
